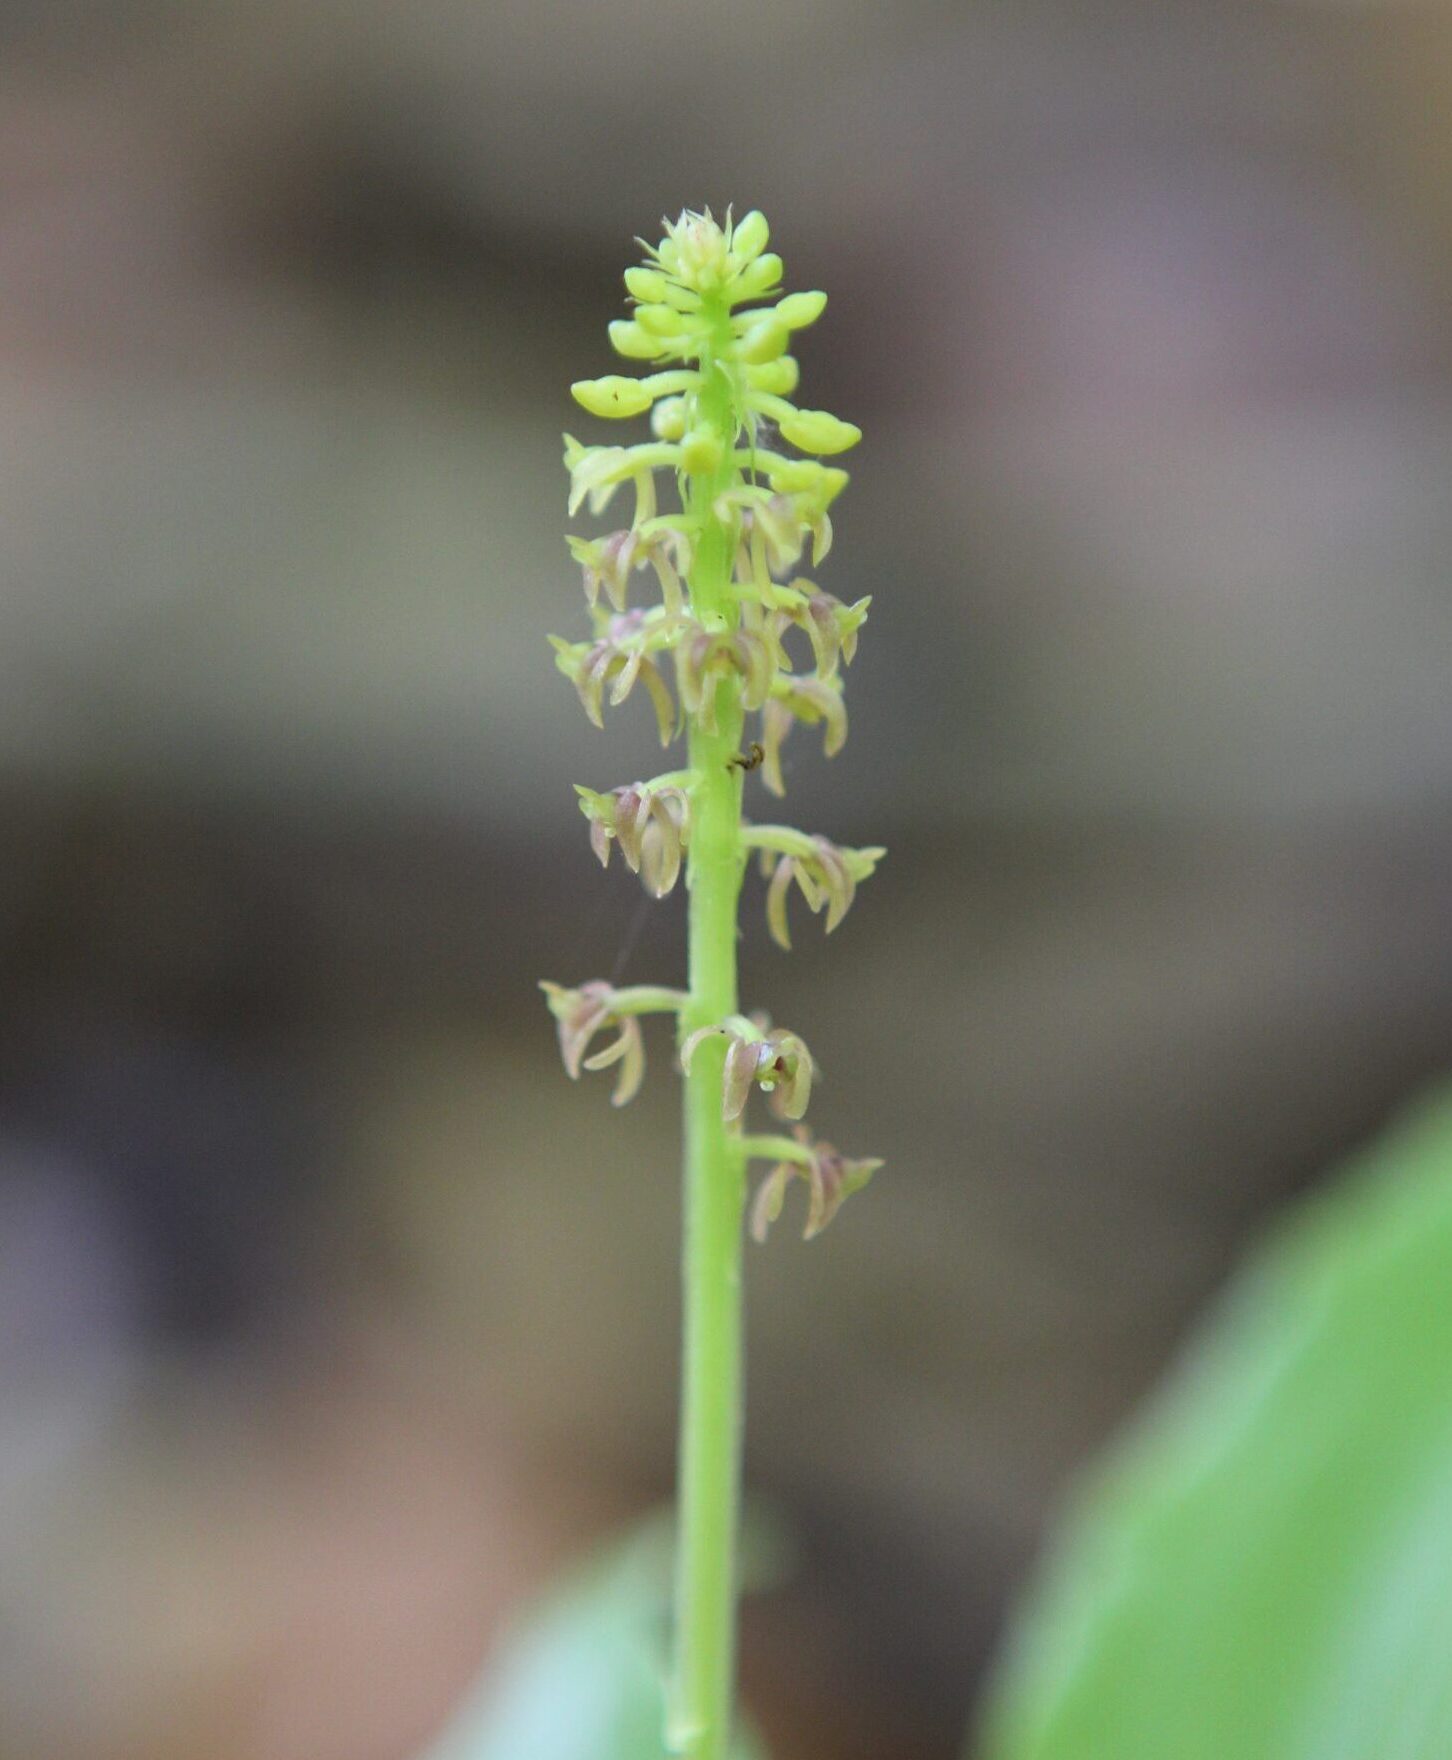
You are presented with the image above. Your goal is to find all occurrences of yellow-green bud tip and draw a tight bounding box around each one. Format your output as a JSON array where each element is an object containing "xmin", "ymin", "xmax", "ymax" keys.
[
  {"xmin": 681, "ymin": 426, "xmax": 724, "ymax": 474},
  {"xmin": 607, "ymin": 320, "xmax": 663, "ymax": 361},
  {"xmin": 651, "ymin": 396, "xmax": 687, "ymax": 441},
  {"xmin": 732, "ymin": 210, "xmax": 769, "ymax": 260},
  {"xmin": 774, "ymin": 290, "xmax": 828, "ymax": 330},
  {"xmin": 779, "ymin": 408, "xmax": 862, "ymax": 456},
  {"xmin": 572, "ymin": 376, "xmax": 655, "ymax": 419}
]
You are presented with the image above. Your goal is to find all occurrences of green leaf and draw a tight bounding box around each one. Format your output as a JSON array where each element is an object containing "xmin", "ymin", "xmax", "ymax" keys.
[
  {"xmin": 418, "ymin": 1520, "xmax": 766, "ymax": 1760},
  {"xmin": 978, "ymin": 1088, "xmax": 1452, "ymax": 1760}
]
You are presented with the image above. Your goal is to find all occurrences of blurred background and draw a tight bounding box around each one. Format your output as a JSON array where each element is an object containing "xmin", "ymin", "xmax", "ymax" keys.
[{"xmin": 2, "ymin": 1, "xmax": 1451, "ymax": 1756}]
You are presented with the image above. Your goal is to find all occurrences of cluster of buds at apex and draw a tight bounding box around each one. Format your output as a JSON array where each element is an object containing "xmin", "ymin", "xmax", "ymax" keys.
[
  {"xmin": 566, "ymin": 522, "xmax": 691, "ymax": 616},
  {"xmin": 549, "ymin": 607, "xmax": 680, "ymax": 744},
  {"xmin": 680, "ymin": 1016, "xmax": 814, "ymax": 1123},
  {"xmin": 605, "ymin": 209, "xmax": 816, "ymax": 365},
  {"xmin": 762, "ymin": 584, "xmax": 870, "ymax": 680},
  {"xmin": 674, "ymin": 625, "xmax": 774, "ymax": 733},
  {"xmin": 745, "ymin": 1126, "xmax": 882, "ymax": 1242},
  {"xmin": 760, "ymin": 674, "xmax": 848, "ymax": 797},
  {"xmin": 743, "ymin": 827, "xmax": 886, "ymax": 950},
  {"xmin": 575, "ymin": 778, "xmax": 691, "ymax": 898},
  {"xmin": 539, "ymin": 980, "xmax": 685, "ymax": 1107}
]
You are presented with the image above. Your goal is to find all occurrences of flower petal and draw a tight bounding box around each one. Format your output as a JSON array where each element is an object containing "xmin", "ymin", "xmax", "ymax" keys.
[
  {"xmin": 766, "ymin": 856, "xmax": 794, "ymax": 950},
  {"xmin": 750, "ymin": 1164, "xmax": 793, "ymax": 1243},
  {"xmin": 722, "ymin": 1036, "xmax": 763, "ymax": 1121}
]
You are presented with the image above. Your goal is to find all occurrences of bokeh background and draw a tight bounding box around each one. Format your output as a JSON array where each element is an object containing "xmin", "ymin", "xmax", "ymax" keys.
[{"xmin": 3, "ymin": 2, "xmax": 1451, "ymax": 1757}]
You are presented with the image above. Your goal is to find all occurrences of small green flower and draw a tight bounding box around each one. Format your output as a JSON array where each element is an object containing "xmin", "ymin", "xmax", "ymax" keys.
[
  {"xmin": 563, "ymin": 435, "xmax": 678, "ymax": 521},
  {"xmin": 539, "ymin": 980, "xmax": 686, "ymax": 1106},
  {"xmin": 766, "ymin": 586, "xmax": 871, "ymax": 677},
  {"xmin": 746, "ymin": 1125, "xmax": 882, "ymax": 1241},
  {"xmin": 674, "ymin": 624, "xmax": 775, "ymax": 732},
  {"xmin": 744, "ymin": 828, "xmax": 886, "ymax": 949},
  {"xmin": 575, "ymin": 779, "xmax": 691, "ymax": 898},
  {"xmin": 566, "ymin": 525, "xmax": 690, "ymax": 615},
  {"xmin": 548, "ymin": 607, "xmax": 681, "ymax": 741},
  {"xmin": 680, "ymin": 1017, "xmax": 814, "ymax": 1122},
  {"xmin": 759, "ymin": 674, "xmax": 849, "ymax": 796}
]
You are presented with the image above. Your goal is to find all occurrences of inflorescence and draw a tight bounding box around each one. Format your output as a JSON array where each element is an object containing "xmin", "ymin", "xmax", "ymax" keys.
[{"xmin": 541, "ymin": 208, "xmax": 881, "ymax": 1240}]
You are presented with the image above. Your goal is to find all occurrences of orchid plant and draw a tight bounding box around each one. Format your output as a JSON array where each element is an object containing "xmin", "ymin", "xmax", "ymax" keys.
[{"xmin": 541, "ymin": 209, "xmax": 882, "ymax": 1760}]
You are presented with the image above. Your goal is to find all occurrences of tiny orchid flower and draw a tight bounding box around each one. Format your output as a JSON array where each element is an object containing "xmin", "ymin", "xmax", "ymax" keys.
[
  {"xmin": 675, "ymin": 625, "xmax": 775, "ymax": 731},
  {"xmin": 745, "ymin": 1125, "xmax": 883, "ymax": 1241},
  {"xmin": 759, "ymin": 674, "xmax": 849, "ymax": 796},
  {"xmin": 680, "ymin": 1017, "xmax": 815, "ymax": 1122},
  {"xmin": 767, "ymin": 587, "xmax": 871, "ymax": 679},
  {"xmin": 723, "ymin": 491, "xmax": 808, "ymax": 590},
  {"xmin": 567, "ymin": 522, "xmax": 692, "ymax": 615},
  {"xmin": 575, "ymin": 779, "xmax": 692, "ymax": 898},
  {"xmin": 548, "ymin": 607, "xmax": 680, "ymax": 742},
  {"xmin": 745, "ymin": 828, "xmax": 886, "ymax": 949},
  {"xmin": 538, "ymin": 980, "xmax": 685, "ymax": 1107}
]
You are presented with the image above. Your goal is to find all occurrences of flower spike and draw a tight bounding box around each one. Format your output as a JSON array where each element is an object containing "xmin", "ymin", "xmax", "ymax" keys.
[{"xmin": 545, "ymin": 213, "xmax": 883, "ymax": 1760}]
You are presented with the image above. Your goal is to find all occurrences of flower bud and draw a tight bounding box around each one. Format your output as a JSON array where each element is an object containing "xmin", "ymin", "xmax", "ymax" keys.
[
  {"xmin": 766, "ymin": 458, "xmax": 850, "ymax": 507},
  {"xmin": 737, "ymin": 318, "xmax": 789, "ymax": 365},
  {"xmin": 572, "ymin": 376, "xmax": 654, "ymax": 419},
  {"xmin": 608, "ymin": 320, "xmax": 664, "ymax": 360},
  {"xmin": 747, "ymin": 357, "xmax": 800, "ymax": 397},
  {"xmin": 673, "ymin": 213, "xmax": 731, "ymax": 286},
  {"xmin": 773, "ymin": 290, "xmax": 828, "ymax": 330},
  {"xmin": 731, "ymin": 253, "xmax": 783, "ymax": 302},
  {"xmin": 680, "ymin": 426, "xmax": 723, "ymax": 474},
  {"xmin": 624, "ymin": 266, "xmax": 670, "ymax": 303},
  {"xmin": 651, "ymin": 397, "xmax": 687, "ymax": 441},
  {"xmin": 732, "ymin": 209, "xmax": 770, "ymax": 260},
  {"xmin": 778, "ymin": 409, "xmax": 862, "ymax": 455},
  {"xmin": 635, "ymin": 303, "xmax": 688, "ymax": 338}
]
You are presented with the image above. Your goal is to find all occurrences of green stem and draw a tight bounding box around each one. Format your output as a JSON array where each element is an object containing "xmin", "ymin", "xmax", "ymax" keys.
[{"xmin": 670, "ymin": 304, "xmax": 748, "ymax": 1760}]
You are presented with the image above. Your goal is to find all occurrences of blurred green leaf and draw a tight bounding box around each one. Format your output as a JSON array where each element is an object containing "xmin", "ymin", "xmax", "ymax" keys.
[
  {"xmin": 419, "ymin": 1519, "xmax": 766, "ymax": 1760},
  {"xmin": 979, "ymin": 1088, "xmax": 1452, "ymax": 1760}
]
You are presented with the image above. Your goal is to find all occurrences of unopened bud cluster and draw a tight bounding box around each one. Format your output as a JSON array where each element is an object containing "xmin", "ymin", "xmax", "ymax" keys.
[{"xmin": 542, "ymin": 209, "xmax": 881, "ymax": 1240}]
